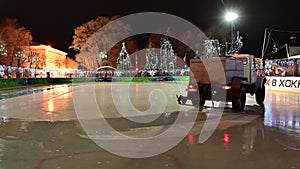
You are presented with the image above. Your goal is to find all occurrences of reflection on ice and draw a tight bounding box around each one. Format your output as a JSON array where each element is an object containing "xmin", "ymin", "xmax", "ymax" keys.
[
  {"xmin": 264, "ymin": 119, "xmax": 300, "ymax": 138},
  {"xmin": 0, "ymin": 84, "xmax": 74, "ymax": 121},
  {"xmin": 264, "ymin": 90, "xmax": 300, "ymax": 138},
  {"xmin": 0, "ymin": 83, "xmax": 299, "ymax": 168}
]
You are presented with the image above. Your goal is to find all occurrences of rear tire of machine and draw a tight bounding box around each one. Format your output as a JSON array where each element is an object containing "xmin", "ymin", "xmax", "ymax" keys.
[{"xmin": 232, "ymin": 87, "xmax": 246, "ymax": 112}]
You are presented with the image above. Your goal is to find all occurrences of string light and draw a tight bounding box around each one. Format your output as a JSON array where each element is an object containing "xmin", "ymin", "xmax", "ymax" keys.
[{"xmin": 0, "ymin": 41, "xmax": 8, "ymax": 56}]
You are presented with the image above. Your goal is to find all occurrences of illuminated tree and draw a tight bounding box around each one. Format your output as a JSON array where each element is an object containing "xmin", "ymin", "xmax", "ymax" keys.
[
  {"xmin": 14, "ymin": 48, "xmax": 26, "ymax": 67},
  {"xmin": 146, "ymin": 33, "xmax": 196, "ymax": 67},
  {"xmin": 26, "ymin": 50, "xmax": 39, "ymax": 69},
  {"xmin": 70, "ymin": 16, "xmax": 118, "ymax": 51},
  {"xmin": 145, "ymin": 42, "xmax": 159, "ymax": 70},
  {"xmin": 70, "ymin": 16, "xmax": 138, "ymax": 70},
  {"xmin": 0, "ymin": 40, "xmax": 7, "ymax": 56},
  {"xmin": 160, "ymin": 35, "xmax": 175, "ymax": 73},
  {"xmin": 117, "ymin": 42, "xmax": 132, "ymax": 72},
  {"xmin": 0, "ymin": 18, "xmax": 32, "ymax": 66}
]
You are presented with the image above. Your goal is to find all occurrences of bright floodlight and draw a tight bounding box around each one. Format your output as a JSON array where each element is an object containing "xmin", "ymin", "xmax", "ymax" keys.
[{"xmin": 225, "ymin": 12, "xmax": 238, "ymax": 22}]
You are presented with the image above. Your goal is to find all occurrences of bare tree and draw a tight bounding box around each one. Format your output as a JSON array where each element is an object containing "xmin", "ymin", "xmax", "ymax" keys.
[
  {"xmin": 26, "ymin": 50, "xmax": 38, "ymax": 68},
  {"xmin": 33, "ymin": 52, "xmax": 45, "ymax": 69},
  {"xmin": 15, "ymin": 48, "xmax": 27, "ymax": 67},
  {"xmin": 55, "ymin": 57, "xmax": 64, "ymax": 69}
]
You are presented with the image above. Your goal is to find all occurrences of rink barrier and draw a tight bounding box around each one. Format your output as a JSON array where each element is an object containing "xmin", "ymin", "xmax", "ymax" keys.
[
  {"xmin": 265, "ymin": 76, "xmax": 300, "ymax": 94},
  {"xmin": 0, "ymin": 76, "xmax": 189, "ymax": 90},
  {"xmin": 0, "ymin": 78, "xmax": 74, "ymax": 90}
]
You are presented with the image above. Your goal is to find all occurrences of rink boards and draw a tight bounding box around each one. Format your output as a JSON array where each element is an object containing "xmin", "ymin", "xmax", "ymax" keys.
[{"xmin": 265, "ymin": 76, "xmax": 300, "ymax": 93}]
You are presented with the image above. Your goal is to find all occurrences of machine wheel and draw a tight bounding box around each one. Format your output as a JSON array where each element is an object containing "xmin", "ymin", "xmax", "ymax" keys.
[
  {"xmin": 255, "ymin": 84, "xmax": 265, "ymax": 105},
  {"xmin": 198, "ymin": 85, "xmax": 210, "ymax": 107},
  {"xmin": 232, "ymin": 87, "xmax": 246, "ymax": 112},
  {"xmin": 200, "ymin": 99, "xmax": 206, "ymax": 106}
]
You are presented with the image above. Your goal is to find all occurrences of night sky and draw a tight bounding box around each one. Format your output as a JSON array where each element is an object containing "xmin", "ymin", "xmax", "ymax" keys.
[{"xmin": 1, "ymin": 0, "xmax": 300, "ymax": 57}]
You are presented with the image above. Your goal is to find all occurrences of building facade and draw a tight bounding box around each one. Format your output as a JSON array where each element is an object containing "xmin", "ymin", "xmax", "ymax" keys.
[{"xmin": 28, "ymin": 44, "xmax": 67, "ymax": 70}]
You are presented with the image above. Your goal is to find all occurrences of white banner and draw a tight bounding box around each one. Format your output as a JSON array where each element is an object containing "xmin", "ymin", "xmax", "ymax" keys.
[{"xmin": 266, "ymin": 76, "xmax": 300, "ymax": 93}]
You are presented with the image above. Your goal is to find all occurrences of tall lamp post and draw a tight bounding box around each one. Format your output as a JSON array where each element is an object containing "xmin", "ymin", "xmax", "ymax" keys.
[{"xmin": 225, "ymin": 11, "xmax": 238, "ymax": 43}]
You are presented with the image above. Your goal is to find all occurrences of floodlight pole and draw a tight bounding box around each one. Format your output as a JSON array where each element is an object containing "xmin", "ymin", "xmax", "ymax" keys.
[
  {"xmin": 231, "ymin": 22, "xmax": 234, "ymax": 44},
  {"xmin": 261, "ymin": 28, "xmax": 268, "ymax": 62},
  {"xmin": 225, "ymin": 12, "xmax": 238, "ymax": 44}
]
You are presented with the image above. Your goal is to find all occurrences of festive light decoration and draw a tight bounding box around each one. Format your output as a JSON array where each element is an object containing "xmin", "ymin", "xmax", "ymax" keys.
[
  {"xmin": 265, "ymin": 61, "xmax": 273, "ymax": 75},
  {"xmin": 117, "ymin": 42, "xmax": 132, "ymax": 73},
  {"xmin": 226, "ymin": 32, "xmax": 243, "ymax": 55},
  {"xmin": 202, "ymin": 32, "xmax": 243, "ymax": 57},
  {"xmin": 203, "ymin": 39, "xmax": 220, "ymax": 57},
  {"xmin": 272, "ymin": 43, "xmax": 278, "ymax": 53},
  {"xmin": 160, "ymin": 35, "xmax": 175, "ymax": 73},
  {"xmin": 145, "ymin": 43, "xmax": 159, "ymax": 71},
  {"xmin": 0, "ymin": 41, "xmax": 8, "ymax": 56},
  {"xmin": 14, "ymin": 49, "xmax": 26, "ymax": 58},
  {"xmin": 98, "ymin": 51, "xmax": 107, "ymax": 60}
]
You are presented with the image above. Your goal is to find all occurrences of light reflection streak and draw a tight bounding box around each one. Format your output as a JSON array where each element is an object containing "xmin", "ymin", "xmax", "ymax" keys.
[
  {"xmin": 48, "ymin": 99, "xmax": 54, "ymax": 112},
  {"xmin": 264, "ymin": 90, "xmax": 300, "ymax": 138},
  {"xmin": 135, "ymin": 83, "xmax": 139, "ymax": 97},
  {"xmin": 223, "ymin": 131, "xmax": 230, "ymax": 151},
  {"xmin": 41, "ymin": 85, "xmax": 71, "ymax": 121}
]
